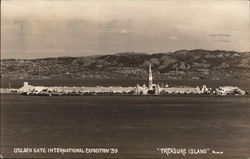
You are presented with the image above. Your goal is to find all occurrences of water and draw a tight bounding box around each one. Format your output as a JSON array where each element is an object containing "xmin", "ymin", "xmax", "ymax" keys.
[{"xmin": 1, "ymin": 94, "xmax": 250, "ymax": 158}]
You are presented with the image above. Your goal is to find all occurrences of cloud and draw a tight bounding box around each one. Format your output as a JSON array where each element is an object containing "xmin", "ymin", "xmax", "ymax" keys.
[
  {"xmin": 1, "ymin": 0, "xmax": 249, "ymax": 59},
  {"xmin": 169, "ymin": 36, "xmax": 178, "ymax": 41},
  {"xmin": 120, "ymin": 30, "xmax": 127, "ymax": 34}
]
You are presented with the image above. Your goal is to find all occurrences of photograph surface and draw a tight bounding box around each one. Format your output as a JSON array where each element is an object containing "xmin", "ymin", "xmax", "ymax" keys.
[{"xmin": 1, "ymin": 0, "xmax": 250, "ymax": 159}]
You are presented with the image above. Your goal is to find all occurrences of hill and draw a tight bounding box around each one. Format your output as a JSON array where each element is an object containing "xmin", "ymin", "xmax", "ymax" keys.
[{"xmin": 1, "ymin": 49, "xmax": 250, "ymax": 80}]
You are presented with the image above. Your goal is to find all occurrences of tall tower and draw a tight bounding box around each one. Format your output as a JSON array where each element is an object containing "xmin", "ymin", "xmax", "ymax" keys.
[{"xmin": 148, "ymin": 63, "xmax": 153, "ymax": 90}]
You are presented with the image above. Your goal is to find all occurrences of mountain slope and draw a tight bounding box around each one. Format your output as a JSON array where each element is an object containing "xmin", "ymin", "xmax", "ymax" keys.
[{"xmin": 1, "ymin": 49, "xmax": 250, "ymax": 80}]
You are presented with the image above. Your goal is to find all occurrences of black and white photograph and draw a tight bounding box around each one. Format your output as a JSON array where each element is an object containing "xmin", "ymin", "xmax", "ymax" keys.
[{"xmin": 1, "ymin": 0, "xmax": 250, "ymax": 158}]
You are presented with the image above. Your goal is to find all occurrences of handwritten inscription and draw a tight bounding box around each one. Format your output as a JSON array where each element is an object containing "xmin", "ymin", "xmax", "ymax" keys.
[
  {"xmin": 157, "ymin": 147, "xmax": 224, "ymax": 156},
  {"xmin": 13, "ymin": 147, "xmax": 119, "ymax": 154}
]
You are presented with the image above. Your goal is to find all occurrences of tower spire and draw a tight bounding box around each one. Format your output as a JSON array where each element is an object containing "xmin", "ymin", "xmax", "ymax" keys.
[{"xmin": 148, "ymin": 63, "xmax": 153, "ymax": 90}]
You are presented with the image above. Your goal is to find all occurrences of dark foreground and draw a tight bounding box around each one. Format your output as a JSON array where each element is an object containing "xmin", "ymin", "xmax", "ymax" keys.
[{"xmin": 1, "ymin": 94, "xmax": 250, "ymax": 159}]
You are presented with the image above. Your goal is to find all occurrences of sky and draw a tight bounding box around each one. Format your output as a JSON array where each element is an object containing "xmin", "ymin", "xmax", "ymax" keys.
[{"xmin": 1, "ymin": 0, "xmax": 250, "ymax": 59}]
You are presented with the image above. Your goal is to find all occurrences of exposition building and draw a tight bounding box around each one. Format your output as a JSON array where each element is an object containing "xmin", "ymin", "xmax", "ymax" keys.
[{"xmin": 18, "ymin": 64, "xmax": 245, "ymax": 96}]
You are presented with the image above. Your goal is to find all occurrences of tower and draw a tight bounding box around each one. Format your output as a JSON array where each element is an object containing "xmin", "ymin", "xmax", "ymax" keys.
[{"xmin": 148, "ymin": 63, "xmax": 153, "ymax": 90}]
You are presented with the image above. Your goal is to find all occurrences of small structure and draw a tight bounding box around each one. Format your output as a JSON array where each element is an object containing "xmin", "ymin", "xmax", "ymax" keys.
[{"xmin": 215, "ymin": 86, "xmax": 246, "ymax": 95}]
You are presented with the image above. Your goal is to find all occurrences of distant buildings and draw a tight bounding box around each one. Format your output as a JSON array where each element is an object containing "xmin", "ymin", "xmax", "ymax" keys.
[
  {"xmin": 18, "ymin": 64, "xmax": 246, "ymax": 96},
  {"xmin": 215, "ymin": 86, "xmax": 246, "ymax": 96}
]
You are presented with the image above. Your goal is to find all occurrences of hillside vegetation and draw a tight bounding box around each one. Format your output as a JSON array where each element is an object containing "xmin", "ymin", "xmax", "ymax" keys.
[{"xmin": 1, "ymin": 49, "xmax": 250, "ymax": 80}]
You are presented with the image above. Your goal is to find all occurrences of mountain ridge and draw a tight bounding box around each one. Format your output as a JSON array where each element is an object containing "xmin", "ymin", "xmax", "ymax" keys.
[{"xmin": 1, "ymin": 49, "xmax": 250, "ymax": 80}]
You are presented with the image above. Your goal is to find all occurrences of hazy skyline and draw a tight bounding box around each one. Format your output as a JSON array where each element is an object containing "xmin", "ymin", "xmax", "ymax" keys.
[{"xmin": 1, "ymin": 0, "xmax": 249, "ymax": 59}]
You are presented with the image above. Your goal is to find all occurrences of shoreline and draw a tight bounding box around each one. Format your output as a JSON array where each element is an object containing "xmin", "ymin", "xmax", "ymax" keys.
[{"xmin": 1, "ymin": 91, "xmax": 249, "ymax": 97}]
